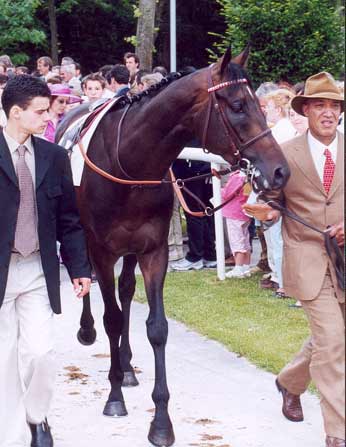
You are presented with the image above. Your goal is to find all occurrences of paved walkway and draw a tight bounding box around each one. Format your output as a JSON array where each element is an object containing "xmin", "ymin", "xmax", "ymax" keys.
[{"xmin": 49, "ymin": 267, "xmax": 324, "ymax": 447}]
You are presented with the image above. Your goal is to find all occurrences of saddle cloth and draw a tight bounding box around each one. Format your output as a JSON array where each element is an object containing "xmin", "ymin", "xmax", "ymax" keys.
[{"xmin": 58, "ymin": 97, "xmax": 121, "ymax": 186}]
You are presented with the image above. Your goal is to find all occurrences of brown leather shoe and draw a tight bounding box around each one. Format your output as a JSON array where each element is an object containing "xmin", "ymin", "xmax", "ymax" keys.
[
  {"xmin": 275, "ymin": 378, "xmax": 304, "ymax": 422},
  {"xmin": 326, "ymin": 436, "xmax": 346, "ymax": 447}
]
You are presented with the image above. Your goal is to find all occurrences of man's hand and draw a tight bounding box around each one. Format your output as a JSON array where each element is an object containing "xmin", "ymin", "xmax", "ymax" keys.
[
  {"xmin": 327, "ymin": 222, "xmax": 344, "ymax": 247},
  {"xmin": 72, "ymin": 277, "xmax": 91, "ymax": 298},
  {"xmin": 242, "ymin": 203, "xmax": 281, "ymax": 222}
]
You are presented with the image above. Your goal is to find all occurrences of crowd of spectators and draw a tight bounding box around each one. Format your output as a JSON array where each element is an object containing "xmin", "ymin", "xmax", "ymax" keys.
[{"xmin": 0, "ymin": 52, "xmax": 344, "ymax": 305}]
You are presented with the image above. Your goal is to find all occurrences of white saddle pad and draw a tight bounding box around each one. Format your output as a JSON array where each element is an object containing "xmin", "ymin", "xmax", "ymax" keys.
[{"xmin": 58, "ymin": 98, "xmax": 120, "ymax": 186}]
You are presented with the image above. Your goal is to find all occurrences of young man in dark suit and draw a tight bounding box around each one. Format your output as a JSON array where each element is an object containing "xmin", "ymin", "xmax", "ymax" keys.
[{"xmin": 0, "ymin": 75, "xmax": 91, "ymax": 447}]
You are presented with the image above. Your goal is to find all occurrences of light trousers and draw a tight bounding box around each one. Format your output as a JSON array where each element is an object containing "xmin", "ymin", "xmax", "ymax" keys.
[
  {"xmin": 168, "ymin": 194, "xmax": 184, "ymax": 262},
  {"xmin": 278, "ymin": 272, "xmax": 345, "ymax": 439},
  {"xmin": 264, "ymin": 219, "xmax": 283, "ymax": 286},
  {"xmin": 0, "ymin": 252, "xmax": 56, "ymax": 447}
]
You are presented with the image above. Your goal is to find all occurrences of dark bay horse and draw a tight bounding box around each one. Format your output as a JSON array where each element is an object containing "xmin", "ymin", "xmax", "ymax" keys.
[{"xmin": 56, "ymin": 47, "xmax": 289, "ymax": 446}]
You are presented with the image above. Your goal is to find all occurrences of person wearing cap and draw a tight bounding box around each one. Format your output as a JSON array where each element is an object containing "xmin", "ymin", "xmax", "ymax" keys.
[
  {"xmin": 43, "ymin": 84, "xmax": 81, "ymax": 143},
  {"xmin": 0, "ymin": 75, "xmax": 91, "ymax": 447},
  {"xmin": 243, "ymin": 72, "xmax": 344, "ymax": 447}
]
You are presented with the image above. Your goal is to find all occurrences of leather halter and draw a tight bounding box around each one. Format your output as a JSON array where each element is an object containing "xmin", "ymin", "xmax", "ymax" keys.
[{"xmin": 201, "ymin": 68, "xmax": 271, "ymax": 159}]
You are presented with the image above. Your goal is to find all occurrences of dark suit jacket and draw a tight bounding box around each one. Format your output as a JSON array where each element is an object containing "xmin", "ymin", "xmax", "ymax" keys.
[{"xmin": 0, "ymin": 132, "xmax": 91, "ymax": 314}]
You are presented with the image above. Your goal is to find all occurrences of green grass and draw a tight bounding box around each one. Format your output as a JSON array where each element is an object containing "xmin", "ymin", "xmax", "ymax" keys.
[{"xmin": 134, "ymin": 271, "xmax": 309, "ymax": 375}]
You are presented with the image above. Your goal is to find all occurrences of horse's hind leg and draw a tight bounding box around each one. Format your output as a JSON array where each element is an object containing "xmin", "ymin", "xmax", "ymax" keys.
[
  {"xmin": 118, "ymin": 254, "xmax": 139, "ymax": 387},
  {"xmin": 137, "ymin": 244, "xmax": 175, "ymax": 447},
  {"xmin": 92, "ymin": 249, "xmax": 128, "ymax": 417}
]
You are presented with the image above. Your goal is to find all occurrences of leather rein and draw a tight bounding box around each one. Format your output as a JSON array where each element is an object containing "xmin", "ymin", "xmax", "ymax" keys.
[
  {"xmin": 267, "ymin": 200, "xmax": 345, "ymax": 291},
  {"xmin": 76, "ymin": 68, "xmax": 271, "ymax": 216}
]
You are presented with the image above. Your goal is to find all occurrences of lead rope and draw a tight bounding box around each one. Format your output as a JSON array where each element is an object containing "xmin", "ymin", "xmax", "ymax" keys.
[
  {"xmin": 267, "ymin": 200, "xmax": 345, "ymax": 290},
  {"xmin": 170, "ymin": 168, "xmax": 244, "ymax": 217}
]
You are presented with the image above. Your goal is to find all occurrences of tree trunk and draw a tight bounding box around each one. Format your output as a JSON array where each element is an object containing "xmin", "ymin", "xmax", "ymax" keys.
[
  {"xmin": 47, "ymin": 0, "xmax": 59, "ymax": 65},
  {"xmin": 136, "ymin": 0, "xmax": 157, "ymax": 71}
]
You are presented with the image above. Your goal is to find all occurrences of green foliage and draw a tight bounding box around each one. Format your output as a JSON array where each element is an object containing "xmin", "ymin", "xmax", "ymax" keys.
[
  {"xmin": 212, "ymin": 0, "xmax": 344, "ymax": 86},
  {"xmin": 54, "ymin": 0, "xmax": 136, "ymax": 72},
  {"xmin": 0, "ymin": 0, "xmax": 46, "ymax": 64}
]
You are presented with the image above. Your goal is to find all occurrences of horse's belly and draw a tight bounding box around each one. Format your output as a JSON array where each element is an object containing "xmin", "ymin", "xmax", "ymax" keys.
[{"xmin": 100, "ymin": 219, "xmax": 168, "ymax": 256}]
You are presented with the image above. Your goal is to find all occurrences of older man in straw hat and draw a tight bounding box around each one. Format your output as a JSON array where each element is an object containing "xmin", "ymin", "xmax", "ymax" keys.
[{"xmin": 243, "ymin": 71, "xmax": 344, "ymax": 447}]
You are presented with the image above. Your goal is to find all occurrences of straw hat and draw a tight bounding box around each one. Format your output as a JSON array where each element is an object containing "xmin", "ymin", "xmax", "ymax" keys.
[
  {"xmin": 48, "ymin": 83, "xmax": 82, "ymax": 104},
  {"xmin": 291, "ymin": 72, "xmax": 344, "ymax": 116}
]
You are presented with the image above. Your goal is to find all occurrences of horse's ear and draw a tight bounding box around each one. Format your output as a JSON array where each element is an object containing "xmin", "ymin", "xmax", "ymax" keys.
[
  {"xmin": 232, "ymin": 43, "xmax": 251, "ymax": 67},
  {"xmin": 220, "ymin": 47, "xmax": 232, "ymax": 76}
]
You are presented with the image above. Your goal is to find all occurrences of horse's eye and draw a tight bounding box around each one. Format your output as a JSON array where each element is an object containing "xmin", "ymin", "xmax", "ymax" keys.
[{"xmin": 231, "ymin": 101, "xmax": 244, "ymax": 113}]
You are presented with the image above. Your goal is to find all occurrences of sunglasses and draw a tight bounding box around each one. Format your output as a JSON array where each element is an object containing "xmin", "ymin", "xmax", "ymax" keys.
[{"xmin": 56, "ymin": 98, "xmax": 69, "ymax": 105}]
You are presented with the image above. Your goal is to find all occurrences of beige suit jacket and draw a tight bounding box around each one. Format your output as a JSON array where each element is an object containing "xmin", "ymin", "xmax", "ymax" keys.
[{"xmin": 279, "ymin": 131, "xmax": 344, "ymax": 302}]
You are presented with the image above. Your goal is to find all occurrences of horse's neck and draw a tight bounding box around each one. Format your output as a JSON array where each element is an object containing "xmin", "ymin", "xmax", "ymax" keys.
[{"xmin": 121, "ymin": 74, "xmax": 205, "ymax": 179}]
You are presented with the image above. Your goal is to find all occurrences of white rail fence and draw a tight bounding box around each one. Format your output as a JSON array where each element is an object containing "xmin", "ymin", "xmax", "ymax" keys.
[{"xmin": 177, "ymin": 147, "xmax": 228, "ymax": 280}]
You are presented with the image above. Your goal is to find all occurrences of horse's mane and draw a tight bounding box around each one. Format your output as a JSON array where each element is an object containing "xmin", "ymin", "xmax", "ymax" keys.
[
  {"xmin": 116, "ymin": 71, "xmax": 190, "ymax": 109},
  {"xmin": 114, "ymin": 62, "xmax": 252, "ymax": 110}
]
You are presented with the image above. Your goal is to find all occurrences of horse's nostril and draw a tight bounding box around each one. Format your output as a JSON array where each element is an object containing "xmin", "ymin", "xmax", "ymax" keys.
[{"xmin": 273, "ymin": 166, "xmax": 288, "ymax": 188}]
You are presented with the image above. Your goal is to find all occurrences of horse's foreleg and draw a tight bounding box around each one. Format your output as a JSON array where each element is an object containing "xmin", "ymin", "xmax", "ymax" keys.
[
  {"xmin": 137, "ymin": 244, "xmax": 175, "ymax": 447},
  {"xmin": 92, "ymin": 250, "xmax": 127, "ymax": 417},
  {"xmin": 118, "ymin": 254, "xmax": 139, "ymax": 387}
]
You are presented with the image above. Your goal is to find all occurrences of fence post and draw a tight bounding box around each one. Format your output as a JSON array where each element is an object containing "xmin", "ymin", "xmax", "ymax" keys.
[{"xmin": 211, "ymin": 162, "xmax": 225, "ymax": 280}]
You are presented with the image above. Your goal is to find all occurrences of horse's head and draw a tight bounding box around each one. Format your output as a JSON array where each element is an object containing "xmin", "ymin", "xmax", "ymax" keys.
[{"xmin": 195, "ymin": 46, "xmax": 290, "ymax": 192}]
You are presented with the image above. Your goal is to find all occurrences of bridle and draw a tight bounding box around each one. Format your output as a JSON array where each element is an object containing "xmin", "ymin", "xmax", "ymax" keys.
[{"xmin": 202, "ymin": 68, "xmax": 271, "ymax": 161}]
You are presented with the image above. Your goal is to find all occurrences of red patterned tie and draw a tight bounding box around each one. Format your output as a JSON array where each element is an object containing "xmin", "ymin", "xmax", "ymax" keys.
[{"xmin": 323, "ymin": 148, "xmax": 335, "ymax": 194}]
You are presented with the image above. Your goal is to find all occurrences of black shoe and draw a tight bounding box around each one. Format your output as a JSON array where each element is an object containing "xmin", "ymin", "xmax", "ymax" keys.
[{"xmin": 29, "ymin": 419, "xmax": 53, "ymax": 447}]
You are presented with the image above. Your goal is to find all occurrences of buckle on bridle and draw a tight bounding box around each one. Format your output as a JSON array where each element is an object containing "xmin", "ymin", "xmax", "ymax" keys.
[
  {"xmin": 204, "ymin": 206, "xmax": 214, "ymax": 217},
  {"xmin": 176, "ymin": 178, "xmax": 185, "ymax": 189}
]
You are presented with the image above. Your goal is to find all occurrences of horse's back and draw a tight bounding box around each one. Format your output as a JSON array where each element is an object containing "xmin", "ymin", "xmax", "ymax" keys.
[{"xmin": 55, "ymin": 103, "xmax": 91, "ymax": 144}]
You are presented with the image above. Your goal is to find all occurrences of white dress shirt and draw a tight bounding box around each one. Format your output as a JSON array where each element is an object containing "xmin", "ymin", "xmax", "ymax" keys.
[
  {"xmin": 3, "ymin": 129, "xmax": 39, "ymax": 251},
  {"xmin": 307, "ymin": 130, "xmax": 337, "ymax": 183},
  {"xmin": 3, "ymin": 129, "xmax": 36, "ymax": 186}
]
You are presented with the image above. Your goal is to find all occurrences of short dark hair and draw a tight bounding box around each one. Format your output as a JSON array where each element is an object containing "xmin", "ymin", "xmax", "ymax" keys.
[
  {"xmin": 82, "ymin": 72, "xmax": 106, "ymax": 89},
  {"xmin": 1, "ymin": 75, "xmax": 50, "ymax": 118},
  {"xmin": 106, "ymin": 64, "xmax": 130, "ymax": 85},
  {"xmin": 37, "ymin": 56, "xmax": 53, "ymax": 70},
  {"xmin": 99, "ymin": 64, "xmax": 115, "ymax": 78},
  {"xmin": 124, "ymin": 52, "xmax": 140, "ymax": 65},
  {"xmin": 135, "ymin": 69, "xmax": 150, "ymax": 85}
]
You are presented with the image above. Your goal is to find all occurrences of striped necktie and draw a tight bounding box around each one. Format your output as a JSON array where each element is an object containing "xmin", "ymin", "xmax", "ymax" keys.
[{"xmin": 14, "ymin": 145, "xmax": 38, "ymax": 257}]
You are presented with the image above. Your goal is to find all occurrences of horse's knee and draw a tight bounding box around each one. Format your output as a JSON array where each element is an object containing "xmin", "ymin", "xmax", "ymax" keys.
[
  {"xmin": 146, "ymin": 318, "xmax": 168, "ymax": 347},
  {"xmin": 103, "ymin": 311, "xmax": 123, "ymax": 338}
]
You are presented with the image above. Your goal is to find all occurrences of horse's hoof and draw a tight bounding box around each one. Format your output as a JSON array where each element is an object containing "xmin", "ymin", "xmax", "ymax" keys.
[
  {"xmin": 122, "ymin": 370, "xmax": 139, "ymax": 387},
  {"xmin": 148, "ymin": 422, "xmax": 175, "ymax": 447},
  {"xmin": 77, "ymin": 327, "xmax": 97, "ymax": 346},
  {"xmin": 103, "ymin": 400, "xmax": 128, "ymax": 417}
]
